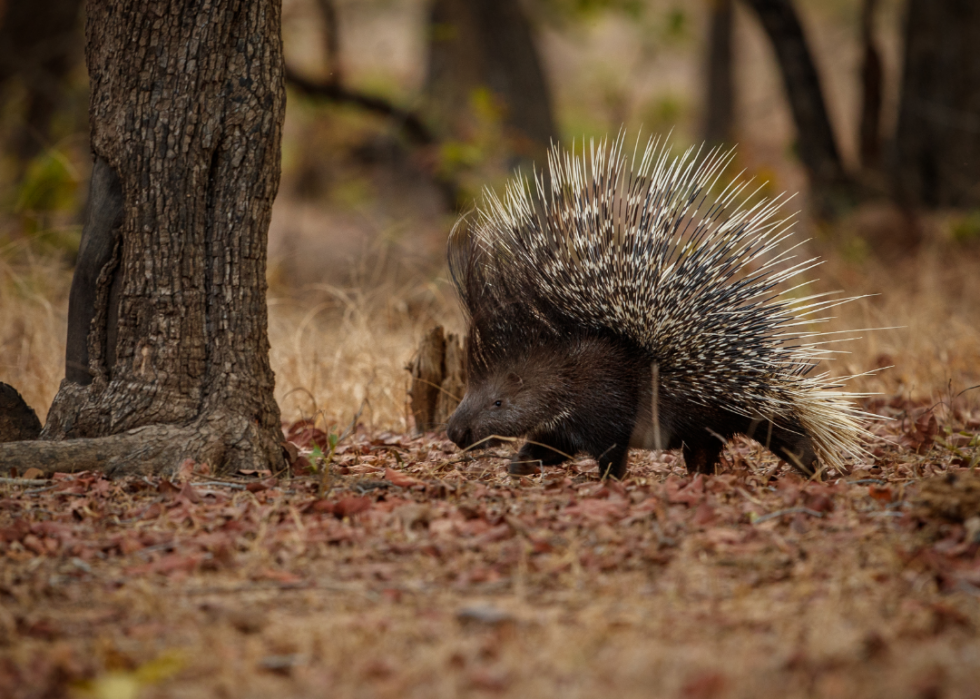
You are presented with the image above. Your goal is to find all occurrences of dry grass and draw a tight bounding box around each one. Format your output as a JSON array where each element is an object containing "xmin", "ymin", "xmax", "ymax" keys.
[
  {"xmin": 822, "ymin": 239, "xmax": 980, "ymax": 408},
  {"xmin": 0, "ymin": 252, "xmax": 72, "ymax": 424},
  {"xmin": 2, "ymin": 221, "xmax": 980, "ymax": 432},
  {"xmin": 268, "ymin": 278, "xmax": 461, "ymax": 433}
]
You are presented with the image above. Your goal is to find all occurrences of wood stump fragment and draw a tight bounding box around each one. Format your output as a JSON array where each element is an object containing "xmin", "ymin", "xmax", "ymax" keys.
[
  {"xmin": 407, "ymin": 326, "xmax": 465, "ymax": 434},
  {"xmin": 0, "ymin": 383, "xmax": 42, "ymax": 443}
]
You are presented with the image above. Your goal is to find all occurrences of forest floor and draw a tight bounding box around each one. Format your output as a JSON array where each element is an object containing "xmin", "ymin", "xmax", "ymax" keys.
[
  {"xmin": 1, "ymin": 400, "xmax": 979, "ymax": 699},
  {"xmin": 3, "ymin": 4, "xmax": 980, "ymax": 695}
]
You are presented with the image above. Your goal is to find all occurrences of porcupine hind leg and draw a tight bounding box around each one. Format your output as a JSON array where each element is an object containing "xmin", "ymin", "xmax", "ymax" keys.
[
  {"xmin": 763, "ymin": 422, "xmax": 819, "ymax": 475},
  {"xmin": 681, "ymin": 441, "xmax": 725, "ymax": 475},
  {"xmin": 741, "ymin": 417, "xmax": 819, "ymax": 475}
]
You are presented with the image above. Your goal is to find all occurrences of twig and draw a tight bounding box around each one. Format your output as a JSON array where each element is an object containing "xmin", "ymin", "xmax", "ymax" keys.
[
  {"xmin": 22, "ymin": 486, "xmax": 59, "ymax": 495},
  {"xmin": 193, "ymin": 480, "xmax": 248, "ymax": 491},
  {"xmin": 753, "ymin": 507, "xmax": 824, "ymax": 524}
]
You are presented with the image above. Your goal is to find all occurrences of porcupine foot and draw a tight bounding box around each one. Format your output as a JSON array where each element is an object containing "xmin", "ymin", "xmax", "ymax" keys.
[
  {"xmin": 593, "ymin": 443, "xmax": 629, "ymax": 480},
  {"xmin": 509, "ymin": 430, "xmax": 576, "ymax": 475}
]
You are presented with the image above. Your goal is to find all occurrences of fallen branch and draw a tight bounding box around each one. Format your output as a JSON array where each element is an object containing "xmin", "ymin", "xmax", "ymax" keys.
[{"xmin": 0, "ymin": 414, "xmax": 283, "ymax": 478}]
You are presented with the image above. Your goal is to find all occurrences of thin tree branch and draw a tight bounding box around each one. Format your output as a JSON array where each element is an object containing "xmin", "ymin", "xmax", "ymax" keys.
[
  {"xmin": 285, "ymin": 66, "xmax": 435, "ymax": 146},
  {"xmin": 284, "ymin": 66, "xmax": 461, "ymax": 211}
]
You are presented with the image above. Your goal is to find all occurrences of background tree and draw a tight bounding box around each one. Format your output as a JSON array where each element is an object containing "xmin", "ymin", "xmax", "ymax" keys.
[
  {"xmin": 893, "ymin": 0, "xmax": 980, "ymax": 208},
  {"xmin": 703, "ymin": 0, "xmax": 735, "ymax": 147},
  {"xmin": 425, "ymin": 0, "xmax": 558, "ymax": 166},
  {"xmin": 0, "ymin": 0, "xmax": 287, "ymax": 476},
  {"xmin": 858, "ymin": 0, "xmax": 883, "ymax": 171},
  {"xmin": 742, "ymin": 0, "xmax": 848, "ymax": 213},
  {"xmin": 283, "ymin": 1, "xmax": 459, "ymax": 210}
]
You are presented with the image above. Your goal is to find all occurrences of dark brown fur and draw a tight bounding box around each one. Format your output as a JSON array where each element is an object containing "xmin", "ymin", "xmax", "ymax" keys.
[{"xmin": 446, "ymin": 331, "xmax": 819, "ymax": 478}]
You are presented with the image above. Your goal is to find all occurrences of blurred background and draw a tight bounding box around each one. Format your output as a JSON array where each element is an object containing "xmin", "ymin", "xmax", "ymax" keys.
[{"xmin": 1, "ymin": 0, "xmax": 978, "ymax": 435}]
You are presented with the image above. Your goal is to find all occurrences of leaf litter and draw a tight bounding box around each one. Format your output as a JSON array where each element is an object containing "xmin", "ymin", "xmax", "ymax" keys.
[{"xmin": 0, "ymin": 397, "xmax": 978, "ymax": 698}]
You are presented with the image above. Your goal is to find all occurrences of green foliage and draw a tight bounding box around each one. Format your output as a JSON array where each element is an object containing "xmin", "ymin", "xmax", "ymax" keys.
[
  {"xmin": 439, "ymin": 141, "xmax": 485, "ymax": 174},
  {"xmin": 15, "ymin": 150, "xmax": 79, "ymax": 215},
  {"xmin": 540, "ymin": 0, "xmax": 646, "ymax": 21},
  {"xmin": 428, "ymin": 86, "xmax": 517, "ymax": 204},
  {"xmin": 429, "ymin": 20, "xmax": 459, "ymax": 44},
  {"xmin": 329, "ymin": 175, "xmax": 374, "ymax": 209},
  {"xmin": 638, "ymin": 93, "xmax": 686, "ymax": 133},
  {"xmin": 663, "ymin": 7, "xmax": 688, "ymax": 42},
  {"xmin": 2, "ymin": 148, "xmax": 83, "ymax": 262},
  {"xmin": 950, "ymin": 211, "xmax": 980, "ymax": 244},
  {"xmin": 937, "ymin": 427, "xmax": 980, "ymax": 470},
  {"xmin": 839, "ymin": 234, "xmax": 872, "ymax": 264},
  {"xmin": 74, "ymin": 651, "xmax": 185, "ymax": 699}
]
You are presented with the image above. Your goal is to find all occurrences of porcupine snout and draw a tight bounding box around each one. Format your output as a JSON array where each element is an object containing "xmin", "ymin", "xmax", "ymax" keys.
[{"xmin": 446, "ymin": 419, "xmax": 473, "ymax": 450}]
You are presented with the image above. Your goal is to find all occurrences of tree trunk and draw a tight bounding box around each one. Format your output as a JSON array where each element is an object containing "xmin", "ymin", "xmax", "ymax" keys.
[
  {"xmin": 313, "ymin": 0, "xmax": 342, "ymax": 85},
  {"xmin": 742, "ymin": 0, "xmax": 848, "ymax": 209},
  {"xmin": 0, "ymin": 0, "xmax": 287, "ymax": 477},
  {"xmin": 703, "ymin": 0, "xmax": 735, "ymax": 146},
  {"xmin": 858, "ymin": 0, "xmax": 883, "ymax": 170},
  {"xmin": 893, "ymin": 0, "xmax": 980, "ymax": 208},
  {"xmin": 425, "ymin": 0, "xmax": 558, "ymax": 165}
]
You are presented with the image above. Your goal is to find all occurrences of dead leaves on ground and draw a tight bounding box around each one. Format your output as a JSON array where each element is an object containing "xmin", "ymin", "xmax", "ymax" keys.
[
  {"xmin": 0, "ymin": 400, "xmax": 978, "ymax": 697},
  {"xmin": 0, "ymin": 432, "xmax": 975, "ymax": 593}
]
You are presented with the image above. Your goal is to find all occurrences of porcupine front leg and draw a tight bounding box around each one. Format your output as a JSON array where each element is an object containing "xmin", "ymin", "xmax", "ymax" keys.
[
  {"xmin": 511, "ymin": 426, "xmax": 632, "ymax": 480},
  {"xmin": 593, "ymin": 441, "xmax": 630, "ymax": 480},
  {"xmin": 510, "ymin": 430, "xmax": 577, "ymax": 475}
]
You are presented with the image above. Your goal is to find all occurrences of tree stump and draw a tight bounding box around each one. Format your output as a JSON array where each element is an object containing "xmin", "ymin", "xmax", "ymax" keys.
[{"xmin": 407, "ymin": 326, "xmax": 465, "ymax": 434}]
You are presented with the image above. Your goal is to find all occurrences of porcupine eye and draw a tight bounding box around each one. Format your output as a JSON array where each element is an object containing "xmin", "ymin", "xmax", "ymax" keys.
[{"xmin": 493, "ymin": 400, "xmax": 502, "ymax": 408}]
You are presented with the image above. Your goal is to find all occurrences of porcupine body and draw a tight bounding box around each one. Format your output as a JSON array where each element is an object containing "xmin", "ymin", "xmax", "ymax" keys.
[{"xmin": 445, "ymin": 136, "xmax": 871, "ymax": 479}]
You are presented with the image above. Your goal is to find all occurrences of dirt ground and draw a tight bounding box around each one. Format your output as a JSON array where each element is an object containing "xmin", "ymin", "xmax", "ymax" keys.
[
  {"xmin": 2, "ymin": 4, "xmax": 979, "ymax": 698},
  {"xmin": 1, "ymin": 398, "xmax": 978, "ymax": 699}
]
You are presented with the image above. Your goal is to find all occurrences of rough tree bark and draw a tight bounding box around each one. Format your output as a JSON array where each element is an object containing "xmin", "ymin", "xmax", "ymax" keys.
[
  {"xmin": 425, "ymin": 0, "xmax": 558, "ymax": 164},
  {"xmin": 703, "ymin": 0, "xmax": 735, "ymax": 146},
  {"xmin": 893, "ymin": 0, "xmax": 980, "ymax": 208},
  {"xmin": 0, "ymin": 0, "xmax": 287, "ymax": 477},
  {"xmin": 742, "ymin": 0, "xmax": 849, "ymax": 209}
]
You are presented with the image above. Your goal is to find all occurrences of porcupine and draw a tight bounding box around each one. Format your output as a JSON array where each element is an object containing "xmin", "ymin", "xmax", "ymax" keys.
[{"xmin": 444, "ymin": 135, "xmax": 872, "ymax": 479}]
